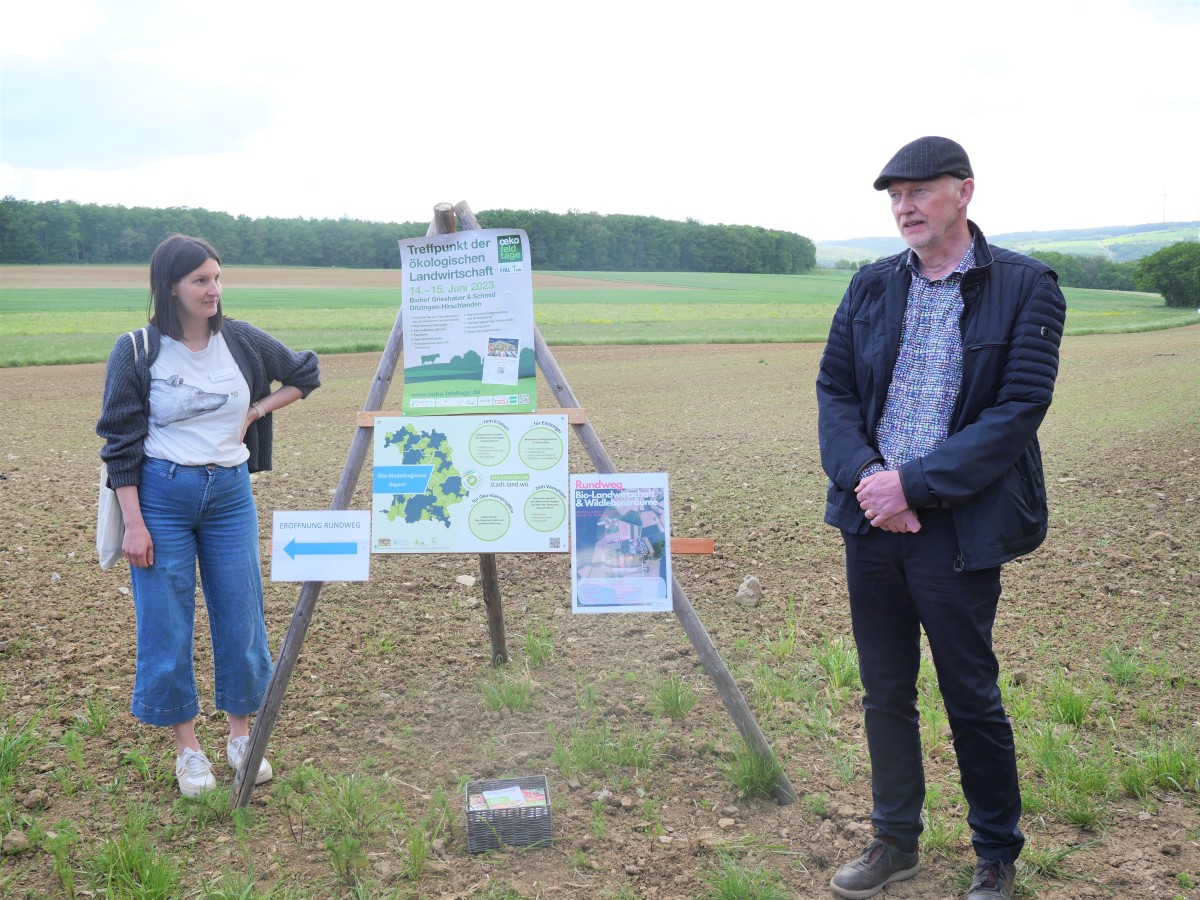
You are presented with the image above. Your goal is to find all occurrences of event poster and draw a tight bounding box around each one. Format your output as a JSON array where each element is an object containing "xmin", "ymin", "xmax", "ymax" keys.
[
  {"xmin": 398, "ymin": 229, "xmax": 536, "ymax": 414},
  {"xmin": 571, "ymin": 473, "xmax": 672, "ymax": 614},
  {"xmin": 372, "ymin": 415, "xmax": 568, "ymax": 554}
]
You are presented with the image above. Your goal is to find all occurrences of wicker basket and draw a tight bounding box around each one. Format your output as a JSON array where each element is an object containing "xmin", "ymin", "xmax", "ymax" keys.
[{"xmin": 464, "ymin": 775, "xmax": 553, "ymax": 853}]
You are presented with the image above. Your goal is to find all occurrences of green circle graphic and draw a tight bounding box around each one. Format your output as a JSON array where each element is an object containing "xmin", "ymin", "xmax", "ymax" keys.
[
  {"xmin": 468, "ymin": 498, "xmax": 511, "ymax": 542},
  {"xmin": 524, "ymin": 490, "xmax": 567, "ymax": 533},
  {"xmin": 518, "ymin": 427, "xmax": 564, "ymax": 470},
  {"xmin": 469, "ymin": 425, "xmax": 510, "ymax": 466}
]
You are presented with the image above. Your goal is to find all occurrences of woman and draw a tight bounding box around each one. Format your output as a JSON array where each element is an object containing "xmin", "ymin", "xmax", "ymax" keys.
[{"xmin": 97, "ymin": 234, "xmax": 320, "ymax": 798}]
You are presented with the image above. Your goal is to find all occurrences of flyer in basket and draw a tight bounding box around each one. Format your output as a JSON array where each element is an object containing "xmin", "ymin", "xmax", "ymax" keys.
[{"xmin": 570, "ymin": 473, "xmax": 671, "ymax": 614}]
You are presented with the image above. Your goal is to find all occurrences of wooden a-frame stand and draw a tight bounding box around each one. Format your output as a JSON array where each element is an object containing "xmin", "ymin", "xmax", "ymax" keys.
[{"xmin": 232, "ymin": 202, "xmax": 796, "ymax": 808}]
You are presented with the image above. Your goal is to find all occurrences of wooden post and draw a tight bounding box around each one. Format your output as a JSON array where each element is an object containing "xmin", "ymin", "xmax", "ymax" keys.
[
  {"xmin": 530, "ymin": 325, "xmax": 796, "ymax": 804},
  {"xmin": 427, "ymin": 204, "xmax": 510, "ymax": 666},
  {"xmin": 428, "ymin": 202, "xmax": 455, "ymax": 237},
  {"xmin": 232, "ymin": 296, "xmax": 408, "ymax": 807},
  {"xmin": 235, "ymin": 200, "xmax": 509, "ymax": 807},
  {"xmin": 479, "ymin": 553, "xmax": 507, "ymax": 665}
]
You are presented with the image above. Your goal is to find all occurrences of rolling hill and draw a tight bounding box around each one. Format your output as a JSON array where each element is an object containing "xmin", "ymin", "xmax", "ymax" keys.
[{"xmin": 816, "ymin": 220, "xmax": 1199, "ymax": 267}]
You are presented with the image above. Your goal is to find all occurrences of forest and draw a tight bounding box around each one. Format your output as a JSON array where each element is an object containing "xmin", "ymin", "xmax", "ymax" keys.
[{"xmin": 0, "ymin": 197, "xmax": 817, "ymax": 274}]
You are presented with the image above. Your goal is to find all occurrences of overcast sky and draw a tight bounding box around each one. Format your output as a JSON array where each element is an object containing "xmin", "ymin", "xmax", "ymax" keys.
[{"xmin": 2, "ymin": 0, "xmax": 1198, "ymax": 243}]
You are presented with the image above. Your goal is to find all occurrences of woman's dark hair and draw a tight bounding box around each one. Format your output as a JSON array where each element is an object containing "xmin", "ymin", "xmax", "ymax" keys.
[{"xmin": 148, "ymin": 234, "xmax": 223, "ymax": 338}]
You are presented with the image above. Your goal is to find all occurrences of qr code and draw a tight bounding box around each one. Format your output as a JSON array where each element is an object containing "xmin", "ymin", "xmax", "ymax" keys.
[{"xmin": 549, "ymin": 538, "xmax": 561, "ymax": 549}]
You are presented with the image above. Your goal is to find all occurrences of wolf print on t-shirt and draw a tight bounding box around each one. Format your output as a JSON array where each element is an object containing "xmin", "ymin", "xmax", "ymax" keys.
[{"xmin": 150, "ymin": 375, "xmax": 229, "ymax": 427}]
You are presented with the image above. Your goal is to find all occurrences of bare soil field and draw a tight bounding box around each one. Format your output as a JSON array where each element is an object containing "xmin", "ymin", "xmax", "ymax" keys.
[
  {"xmin": 0, "ymin": 266, "xmax": 646, "ymax": 292},
  {"xmin": 1, "ymin": 329, "xmax": 1197, "ymax": 898}
]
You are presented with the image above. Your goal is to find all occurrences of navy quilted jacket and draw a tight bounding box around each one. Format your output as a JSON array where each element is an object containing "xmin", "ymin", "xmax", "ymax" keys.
[{"xmin": 816, "ymin": 223, "xmax": 1066, "ymax": 570}]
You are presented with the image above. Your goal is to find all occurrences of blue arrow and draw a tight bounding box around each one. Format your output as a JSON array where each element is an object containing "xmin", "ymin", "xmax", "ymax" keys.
[{"xmin": 285, "ymin": 539, "xmax": 359, "ymax": 559}]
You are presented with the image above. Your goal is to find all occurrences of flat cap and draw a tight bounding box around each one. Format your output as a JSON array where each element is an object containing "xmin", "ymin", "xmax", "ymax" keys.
[{"xmin": 874, "ymin": 136, "xmax": 973, "ymax": 191}]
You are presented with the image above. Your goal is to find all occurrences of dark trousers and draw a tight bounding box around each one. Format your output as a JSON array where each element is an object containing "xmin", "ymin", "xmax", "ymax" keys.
[{"xmin": 842, "ymin": 509, "xmax": 1024, "ymax": 863}]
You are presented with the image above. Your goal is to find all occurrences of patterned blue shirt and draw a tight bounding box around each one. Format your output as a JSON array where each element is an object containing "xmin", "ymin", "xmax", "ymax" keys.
[{"xmin": 862, "ymin": 242, "xmax": 975, "ymax": 481}]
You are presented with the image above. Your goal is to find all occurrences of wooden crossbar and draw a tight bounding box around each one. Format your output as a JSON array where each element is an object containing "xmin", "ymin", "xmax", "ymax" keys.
[
  {"xmin": 356, "ymin": 408, "xmax": 587, "ymax": 427},
  {"xmin": 670, "ymin": 538, "xmax": 715, "ymax": 555}
]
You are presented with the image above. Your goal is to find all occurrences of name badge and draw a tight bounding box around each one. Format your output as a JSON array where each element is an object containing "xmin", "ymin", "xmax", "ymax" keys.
[{"xmin": 211, "ymin": 368, "xmax": 238, "ymax": 384}]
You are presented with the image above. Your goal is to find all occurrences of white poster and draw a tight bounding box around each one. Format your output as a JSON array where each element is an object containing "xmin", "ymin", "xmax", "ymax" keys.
[
  {"xmin": 571, "ymin": 473, "xmax": 672, "ymax": 614},
  {"xmin": 372, "ymin": 415, "xmax": 569, "ymax": 554},
  {"xmin": 271, "ymin": 512, "xmax": 371, "ymax": 582},
  {"xmin": 399, "ymin": 229, "xmax": 536, "ymax": 414}
]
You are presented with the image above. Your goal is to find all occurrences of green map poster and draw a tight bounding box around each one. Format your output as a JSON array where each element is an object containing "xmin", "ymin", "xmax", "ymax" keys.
[
  {"xmin": 372, "ymin": 414, "xmax": 569, "ymax": 554},
  {"xmin": 398, "ymin": 228, "xmax": 536, "ymax": 414}
]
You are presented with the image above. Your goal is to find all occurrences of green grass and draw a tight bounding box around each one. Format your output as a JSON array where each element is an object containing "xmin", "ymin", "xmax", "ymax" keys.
[
  {"xmin": 590, "ymin": 799, "xmax": 607, "ymax": 838},
  {"xmin": 1042, "ymin": 669, "xmax": 1098, "ymax": 727},
  {"xmin": 77, "ymin": 697, "xmax": 114, "ymax": 737},
  {"xmin": 481, "ymin": 666, "xmax": 534, "ymax": 713},
  {"xmin": 2, "ymin": 268, "xmax": 1195, "ymax": 366},
  {"xmin": 86, "ymin": 802, "xmax": 182, "ymax": 897},
  {"xmin": 1120, "ymin": 727, "xmax": 1200, "ymax": 798},
  {"xmin": 549, "ymin": 721, "xmax": 661, "ymax": 777},
  {"xmin": 0, "ymin": 713, "xmax": 43, "ymax": 792},
  {"xmin": 652, "ymin": 674, "xmax": 698, "ymax": 720},
  {"xmin": 720, "ymin": 738, "xmax": 784, "ymax": 800},
  {"xmin": 812, "ymin": 635, "xmax": 860, "ymax": 690},
  {"xmin": 828, "ymin": 742, "xmax": 858, "ymax": 786},
  {"xmin": 1020, "ymin": 724, "xmax": 1117, "ymax": 829},
  {"xmin": 765, "ymin": 594, "xmax": 803, "ymax": 661},
  {"xmin": 520, "ymin": 625, "xmax": 555, "ymax": 668},
  {"xmin": 42, "ymin": 820, "xmax": 80, "ymax": 897},
  {"xmin": 267, "ymin": 764, "xmax": 446, "ymax": 888},
  {"xmin": 801, "ymin": 791, "xmax": 828, "ymax": 817},
  {"xmin": 702, "ymin": 854, "xmax": 791, "ymax": 900},
  {"xmin": 750, "ymin": 663, "xmax": 820, "ymax": 706}
]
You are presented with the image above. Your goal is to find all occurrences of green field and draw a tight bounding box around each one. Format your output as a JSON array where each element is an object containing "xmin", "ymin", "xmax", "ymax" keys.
[
  {"xmin": 0, "ymin": 268, "xmax": 1193, "ymax": 367},
  {"xmin": 1006, "ymin": 227, "xmax": 1200, "ymax": 262}
]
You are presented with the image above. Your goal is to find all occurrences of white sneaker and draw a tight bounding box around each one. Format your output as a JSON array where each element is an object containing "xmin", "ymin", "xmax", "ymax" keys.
[
  {"xmin": 227, "ymin": 735, "xmax": 273, "ymax": 784},
  {"xmin": 175, "ymin": 747, "xmax": 217, "ymax": 798}
]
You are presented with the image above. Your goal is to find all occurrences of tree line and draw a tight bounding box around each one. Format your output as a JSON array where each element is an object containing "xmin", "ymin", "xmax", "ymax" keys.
[
  {"xmin": 831, "ymin": 249, "xmax": 1140, "ymax": 289},
  {"xmin": 833, "ymin": 243, "xmax": 1199, "ymax": 308},
  {"xmin": 1027, "ymin": 251, "xmax": 1137, "ymax": 291},
  {"xmin": 1033, "ymin": 245, "xmax": 1200, "ymax": 307},
  {"xmin": 0, "ymin": 197, "xmax": 816, "ymax": 274},
  {"xmin": 475, "ymin": 209, "xmax": 816, "ymax": 274}
]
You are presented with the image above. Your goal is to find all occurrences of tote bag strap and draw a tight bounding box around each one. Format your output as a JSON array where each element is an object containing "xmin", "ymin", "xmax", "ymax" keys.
[{"xmin": 127, "ymin": 327, "xmax": 149, "ymax": 365}]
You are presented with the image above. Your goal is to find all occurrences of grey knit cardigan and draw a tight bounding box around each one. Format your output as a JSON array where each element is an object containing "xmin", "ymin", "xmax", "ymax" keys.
[{"xmin": 97, "ymin": 320, "xmax": 321, "ymax": 489}]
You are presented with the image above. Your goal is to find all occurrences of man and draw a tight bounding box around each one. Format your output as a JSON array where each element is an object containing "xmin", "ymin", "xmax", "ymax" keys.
[{"xmin": 816, "ymin": 136, "xmax": 1066, "ymax": 900}]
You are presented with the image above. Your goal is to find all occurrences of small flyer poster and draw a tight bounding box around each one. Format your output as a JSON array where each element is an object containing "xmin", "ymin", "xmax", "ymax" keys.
[
  {"xmin": 467, "ymin": 784, "xmax": 549, "ymax": 812},
  {"xmin": 398, "ymin": 229, "xmax": 536, "ymax": 415},
  {"xmin": 372, "ymin": 414, "xmax": 569, "ymax": 554},
  {"xmin": 571, "ymin": 473, "xmax": 672, "ymax": 614}
]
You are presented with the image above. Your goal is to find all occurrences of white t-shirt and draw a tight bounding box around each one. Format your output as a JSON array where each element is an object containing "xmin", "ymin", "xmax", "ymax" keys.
[{"xmin": 143, "ymin": 333, "xmax": 252, "ymax": 467}]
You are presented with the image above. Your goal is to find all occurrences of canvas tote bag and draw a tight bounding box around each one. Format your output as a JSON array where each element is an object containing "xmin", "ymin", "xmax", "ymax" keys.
[
  {"xmin": 96, "ymin": 464, "xmax": 124, "ymax": 570},
  {"xmin": 97, "ymin": 328, "xmax": 147, "ymax": 570}
]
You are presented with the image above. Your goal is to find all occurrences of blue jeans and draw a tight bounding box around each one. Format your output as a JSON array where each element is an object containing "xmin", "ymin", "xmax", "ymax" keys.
[
  {"xmin": 129, "ymin": 457, "xmax": 271, "ymax": 727},
  {"xmin": 843, "ymin": 509, "xmax": 1024, "ymax": 864}
]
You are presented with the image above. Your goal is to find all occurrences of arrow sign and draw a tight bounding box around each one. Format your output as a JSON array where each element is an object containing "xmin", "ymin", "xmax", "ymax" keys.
[
  {"xmin": 272, "ymin": 512, "xmax": 370, "ymax": 582},
  {"xmin": 284, "ymin": 539, "xmax": 359, "ymax": 559}
]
